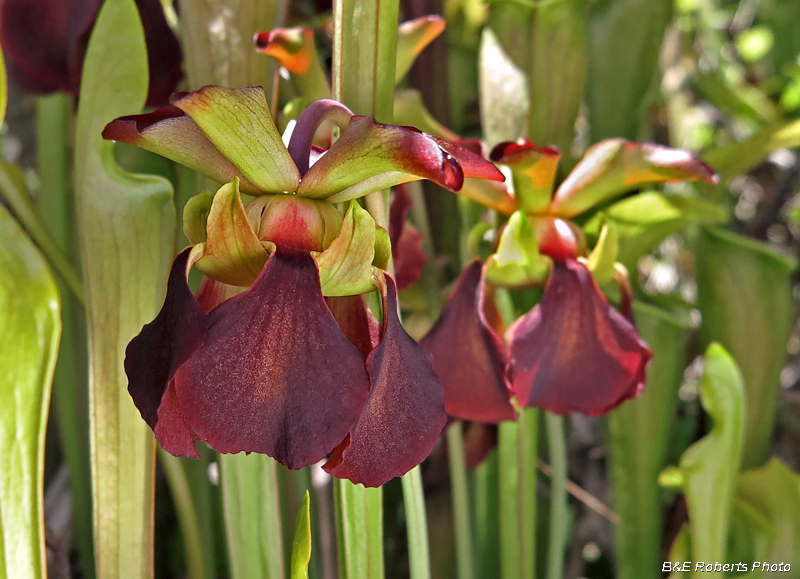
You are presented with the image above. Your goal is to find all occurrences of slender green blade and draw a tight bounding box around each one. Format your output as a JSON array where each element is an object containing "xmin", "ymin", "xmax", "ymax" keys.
[
  {"xmin": 498, "ymin": 421, "xmax": 520, "ymax": 579},
  {"xmin": 696, "ymin": 226, "xmax": 797, "ymax": 469},
  {"xmin": 0, "ymin": 204, "xmax": 61, "ymax": 579},
  {"xmin": 221, "ymin": 453, "xmax": 285, "ymax": 579},
  {"xmin": 674, "ymin": 343, "xmax": 746, "ymax": 571},
  {"xmin": 403, "ymin": 467, "xmax": 432, "ymax": 579},
  {"xmin": 291, "ymin": 492, "xmax": 312, "ymax": 579},
  {"xmin": 73, "ymin": 0, "xmax": 176, "ymax": 577},
  {"xmin": 586, "ymin": 0, "xmax": 672, "ymax": 141},
  {"xmin": 607, "ymin": 303, "xmax": 687, "ymax": 579},
  {"xmin": 334, "ymin": 480, "xmax": 384, "ymax": 579}
]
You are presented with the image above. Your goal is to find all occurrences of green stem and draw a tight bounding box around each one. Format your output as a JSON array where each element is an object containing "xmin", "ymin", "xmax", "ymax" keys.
[
  {"xmin": 446, "ymin": 424, "xmax": 474, "ymax": 579},
  {"xmin": 545, "ymin": 413, "xmax": 567, "ymax": 579},
  {"xmin": 402, "ymin": 467, "xmax": 433, "ymax": 579},
  {"xmin": 220, "ymin": 454, "xmax": 285, "ymax": 579},
  {"xmin": 333, "ymin": 481, "xmax": 384, "ymax": 579},
  {"xmin": 159, "ymin": 450, "xmax": 209, "ymax": 579},
  {"xmin": 517, "ymin": 409, "xmax": 538, "ymax": 579},
  {"xmin": 498, "ymin": 421, "xmax": 520, "ymax": 579}
]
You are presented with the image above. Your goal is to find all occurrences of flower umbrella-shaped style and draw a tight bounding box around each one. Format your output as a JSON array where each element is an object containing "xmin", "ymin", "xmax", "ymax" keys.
[
  {"xmin": 422, "ymin": 137, "xmax": 718, "ymax": 419},
  {"xmin": 103, "ymin": 85, "xmax": 504, "ymax": 486}
]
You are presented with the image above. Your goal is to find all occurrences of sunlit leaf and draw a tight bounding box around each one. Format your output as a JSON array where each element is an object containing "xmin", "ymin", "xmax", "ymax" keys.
[
  {"xmin": 395, "ymin": 16, "xmax": 446, "ymax": 84},
  {"xmin": 478, "ymin": 28, "xmax": 529, "ymax": 148},
  {"xmin": 668, "ymin": 343, "xmax": 746, "ymax": 565},
  {"xmin": 73, "ymin": 1, "xmax": 176, "ymax": 576},
  {"xmin": 696, "ymin": 227, "xmax": 797, "ymax": 469},
  {"xmin": 0, "ymin": 205, "xmax": 60, "ymax": 579},
  {"xmin": 608, "ymin": 304, "xmax": 687, "ymax": 579},
  {"xmin": 290, "ymin": 492, "xmax": 312, "ymax": 579},
  {"xmin": 586, "ymin": 0, "xmax": 672, "ymax": 141}
]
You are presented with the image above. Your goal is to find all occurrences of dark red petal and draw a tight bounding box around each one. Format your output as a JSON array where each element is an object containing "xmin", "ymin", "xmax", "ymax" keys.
[
  {"xmin": 0, "ymin": 0, "xmax": 91, "ymax": 94},
  {"xmin": 125, "ymin": 248, "xmax": 208, "ymax": 457},
  {"xmin": 0, "ymin": 0, "xmax": 182, "ymax": 104},
  {"xmin": 420, "ymin": 261, "xmax": 516, "ymax": 423},
  {"xmin": 463, "ymin": 422, "xmax": 498, "ymax": 469},
  {"xmin": 390, "ymin": 186, "xmax": 427, "ymax": 290},
  {"xmin": 173, "ymin": 249, "xmax": 370, "ymax": 469},
  {"xmin": 135, "ymin": 0, "xmax": 184, "ymax": 107},
  {"xmin": 324, "ymin": 275, "xmax": 447, "ymax": 487},
  {"xmin": 326, "ymin": 294, "xmax": 379, "ymax": 358},
  {"xmin": 195, "ymin": 276, "xmax": 244, "ymax": 314},
  {"xmin": 154, "ymin": 381, "xmax": 201, "ymax": 458},
  {"xmin": 508, "ymin": 260, "xmax": 651, "ymax": 416}
]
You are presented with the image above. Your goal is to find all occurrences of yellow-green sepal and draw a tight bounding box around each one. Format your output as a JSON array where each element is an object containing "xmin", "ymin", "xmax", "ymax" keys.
[
  {"xmin": 585, "ymin": 219, "xmax": 619, "ymax": 285},
  {"xmin": 485, "ymin": 211, "xmax": 551, "ymax": 288},
  {"xmin": 316, "ymin": 200, "xmax": 378, "ymax": 296},
  {"xmin": 182, "ymin": 190, "xmax": 214, "ymax": 245},
  {"xmin": 195, "ymin": 178, "xmax": 269, "ymax": 287}
]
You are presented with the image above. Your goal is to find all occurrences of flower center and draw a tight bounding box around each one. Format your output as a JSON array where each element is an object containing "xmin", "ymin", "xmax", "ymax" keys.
[{"xmin": 246, "ymin": 195, "xmax": 343, "ymax": 252}]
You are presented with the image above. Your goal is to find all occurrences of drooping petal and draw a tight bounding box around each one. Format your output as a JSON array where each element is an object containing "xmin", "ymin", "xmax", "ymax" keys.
[
  {"xmin": 507, "ymin": 259, "xmax": 651, "ymax": 416},
  {"xmin": 421, "ymin": 261, "xmax": 516, "ymax": 423},
  {"xmin": 125, "ymin": 247, "xmax": 208, "ymax": 458},
  {"xmin": 389, "ymin": 186, "xmax": 427, "ymax": 290},
  {"xmin": 299, "ymin": 116, "xmax": 505, "ymax": 202},
  {"xmin": 326, "ymin": 294, "xmax": 380, "ymax": 358},
  {"xmin": 173, "ymin": 86, "xmax": 301, "ymax": 193},
  {"xmin": 102, "ymin": 106, "xmax": 261, "ymax": 194},
  {"xmin": 549, "ymin": 139, "xmax": 719, "ymax": 218},
  {"xmin": 463, "ymin": 422, "xmax": 498, "ymax": 469},
  {"xmin": 324, "ymin": 275, "xmax": 447, "ymax": 486},
  {"xmin": 173, "ymin": 249, "xmax": 370, "ymax": 469}
]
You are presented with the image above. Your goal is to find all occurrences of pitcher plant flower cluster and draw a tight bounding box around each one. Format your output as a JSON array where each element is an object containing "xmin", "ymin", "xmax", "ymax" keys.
[
  {"xmin": 422, "ymin": 137, "xmax": 718, "ymax": 421},
  {"xmin": 103, "ymin": 85, "xmax": 505, "ymax": 487}
]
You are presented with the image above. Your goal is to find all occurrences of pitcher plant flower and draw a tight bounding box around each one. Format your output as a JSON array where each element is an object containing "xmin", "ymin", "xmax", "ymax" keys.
[
  {"xmin": 102, "ymin": 86, "xmax": 504, "ymax": 486},
  {"xmin": 423, "ymin": 137, "xmax": 718, "ymax": 418},
  {"xmin": 0, "ymin": 0, "xmax": 182, "ymax": 105}
]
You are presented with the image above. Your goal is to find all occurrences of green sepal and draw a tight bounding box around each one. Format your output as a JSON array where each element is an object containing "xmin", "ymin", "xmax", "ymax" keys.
[
  {"xmin": 395, "ymin": 16, "xmax": 446, "ymax": 84},
  {"xmin": 485, "ymin": 211, "xmax": 551, "ymax": 288},
  {"xmin": 584, "ymin": 191, "xmax": 727, "ymax": 270},
  {"xmin": 173, "ymin": 86, "xmax": 301, "ymax": 194},
  {"xmin": 585, "ymin": 220, "xmax": 618, "ymax": 285},
  {"xmin": 316, "ymin": 200, "xmax": 378, "ymax": 296},
  {"xmin": 290, "ymin": 491, "xmax": 312, "ymax": 579},
  {"xmin": 195, "ymin": 178, "xmax": 269, "ymax": 287},
  {"xmin": 498, "ymin": 145, "xmax": 560, "ymax": 213},
  {"xmin": 182, "ymin": 190, "xmax": 214, "ymax": 245},
  {"xmin": 373, "ymin": 224, "xmax": 391, "ymax": 271},
  {"xmin": 549, "ymin": 139, "xmax": 718, "ymax": 218}
]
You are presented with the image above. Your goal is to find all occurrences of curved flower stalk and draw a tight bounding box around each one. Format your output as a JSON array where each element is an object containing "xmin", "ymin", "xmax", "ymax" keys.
[
  {"xmin": 0, "ymin": 0, "xmax": 182, "ymax": 105},
  {"xmin": 103, "ymin": 85, "xmax": 504, "ymax": 487},
  {"xmin": 423, "ymin": 137, "xmax": 719, "ymax": 418}
]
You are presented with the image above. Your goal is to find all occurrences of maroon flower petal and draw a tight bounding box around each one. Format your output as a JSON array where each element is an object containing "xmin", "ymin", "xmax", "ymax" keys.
[
  {"xmin": 0, "ymin": 0, "xmax": 182, "ymax": 104},
  {"xmin": 324, "ymin": 275, "xmax": 447, "ymax": 487},
  {"xmin": 390, "ymin": 186, "xmax": 427, "ymax": 290},
  {"xmin": 173, "ymin": 249, "xmax": 370, "ymax": 469},
  {"xmin": 463, "ymin": 422, "xmax": 498, "ymax": 469},
  {"xmin": 326, "ymin": 294, "xmax": 379, "ymax": 358},
  {"xmin": 125, "ymin": 248, "xmax": 208, "ymax": 458},
  {"xmin": 420, "ymin": 261, "xmax": 516, "ymax": 423},
  {"xmin": 508, "ymin": 260, "xmax": 651, "ymax": 416}
]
